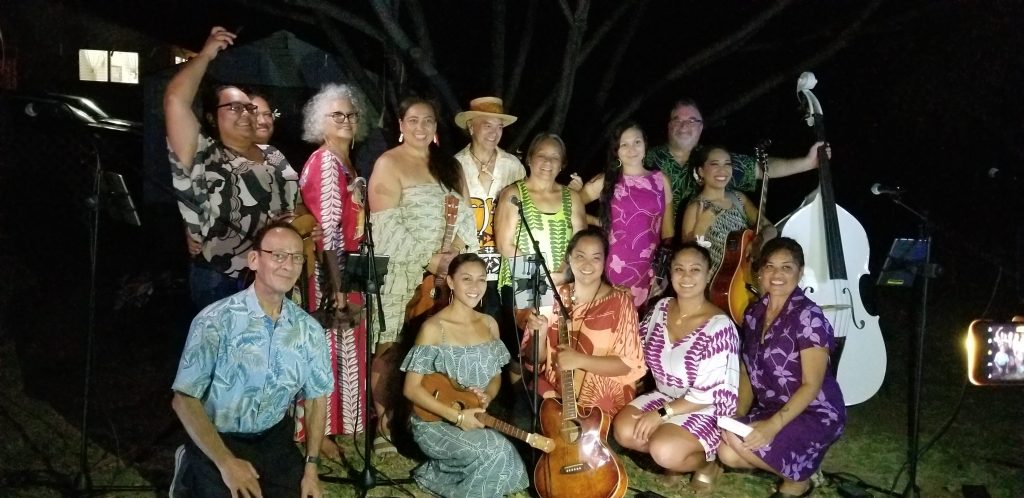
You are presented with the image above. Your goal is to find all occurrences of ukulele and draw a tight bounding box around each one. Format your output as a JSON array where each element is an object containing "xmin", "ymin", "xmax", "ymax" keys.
[
  {"xmin": 415, "ymin": 373, "xmax": 555, "ymax": 453},
  {"xmin": 406, "ymin": 194, "xmax": 460, "ymax": 321},
  {"xmin": 534, "ymin": 305, "xmax": 627, "ymax": 498},
  {"xmin": 710, "ymin": 141, "xmax": 770, "ymax": 323}
]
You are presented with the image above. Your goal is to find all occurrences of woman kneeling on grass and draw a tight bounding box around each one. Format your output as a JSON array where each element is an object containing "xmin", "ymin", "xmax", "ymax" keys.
[
  {"xmin": 401, "ymin": 253, "xmax": 528, "ymax": 497},
  {"xmin": 612, "ymin": 242, "xmax": 740, "ymax": 493}
]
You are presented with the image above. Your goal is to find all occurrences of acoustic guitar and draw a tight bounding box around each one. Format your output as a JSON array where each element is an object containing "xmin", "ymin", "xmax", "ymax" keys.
[
  {"xmin": 534, "ymin": 307, "xmax": 627, "ymax": 498},
  {"xmin": 415, "ymin": 373, "xmax": 555, "ymax": 453},
  {"xmin": 710, "ymin": 141, "xmax": 770, "ymax": 323},
  {"xmin": 406, "ymin": 194, "xmax": 460, "ymax": 321}
]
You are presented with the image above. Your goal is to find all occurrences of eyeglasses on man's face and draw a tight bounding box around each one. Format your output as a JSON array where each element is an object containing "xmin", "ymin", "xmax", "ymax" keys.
[
  {"xmin": 669, "ymin": 117, "xmax": 703, "ymax": 128},
  {"xmin": 259, "ymin": 249, "xmax": 305, "ymax": 265},
  {"xmin": 217, "ymin": 102, "xmax": 259, "ymax": 114},
  {"xmin": 327, "ymin": 111, "xmax": 359, "ymax": 124}
]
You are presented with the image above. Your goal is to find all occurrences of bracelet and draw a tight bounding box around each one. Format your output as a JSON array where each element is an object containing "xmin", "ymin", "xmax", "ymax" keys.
[
  {"xmin": 304, "ymin": 455, "xmax": 321, "ymax": 466},
  {"xmin": 455, "ymin": 411, "xmax": 465, "ymax": 426}
]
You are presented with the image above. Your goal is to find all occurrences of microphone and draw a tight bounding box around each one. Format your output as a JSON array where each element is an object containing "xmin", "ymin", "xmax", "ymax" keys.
[
  {"xmin": 870, "ymin": 183, "xmax": 903, "ymax": 196},
  {"xmin": 988, "ymin": 167, "xmax": 1019, "ymax": 183}
]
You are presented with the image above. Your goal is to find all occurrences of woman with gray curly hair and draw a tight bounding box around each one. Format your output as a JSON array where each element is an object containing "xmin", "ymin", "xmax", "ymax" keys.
[{"xmin": 294, "ymin": 83, "xmax": 370, "ymax": 456}]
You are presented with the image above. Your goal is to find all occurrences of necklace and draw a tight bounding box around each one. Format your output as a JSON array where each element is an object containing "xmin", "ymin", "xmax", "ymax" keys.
[
  {"xmin": 673, "ymin": 300, "xmax": 703, "ymax": 325},
  {"xmin": 469, "ymin": 147, "xmax": 496, "ymax": 176}
]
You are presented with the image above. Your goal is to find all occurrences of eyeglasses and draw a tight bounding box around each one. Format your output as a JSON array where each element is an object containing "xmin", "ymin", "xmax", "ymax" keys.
[
  {"xmin": 259, "ymin": 249, "xmax": 305, "ymax": 265},
  {"xmin": 217, "ymin": 102, "xmax": 259, "ymax": 114},
  {"xmin": 670, "ymin": 117, "xmax": 703, "ymax": 128},
  {"xmin": 327, "ymin": 111, "xmax": 359, "ymax": 124}
]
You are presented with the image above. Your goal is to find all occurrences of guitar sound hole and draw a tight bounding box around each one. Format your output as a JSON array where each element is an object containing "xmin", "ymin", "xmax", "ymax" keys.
[{"xmin": 560, "ymin": 419, "xmax": 582, "ymax": 443}]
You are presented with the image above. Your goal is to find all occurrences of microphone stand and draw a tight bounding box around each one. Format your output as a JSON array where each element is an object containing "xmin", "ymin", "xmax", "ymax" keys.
[
  {"xmin": 319, "ymin": 180, "xmax": 410, "ymax": 497},
  {"xmin": 881, "ymin": 194, "xmax": 937, "ymax": 498},
  {"xmin": 75, "ymin": 138, "xmax": 153, "ymax": 496},
  {"xmin": 511, "ymin": 199, "xmax": 571, "ymax": 439}
]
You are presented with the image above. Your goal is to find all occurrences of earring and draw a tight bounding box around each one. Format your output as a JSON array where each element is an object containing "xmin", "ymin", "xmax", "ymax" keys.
[
  {"xmin": 692, "ymin": 168, "xmax": 703, "ymax": 185},
  {"xmin": 433, "ymin": 133, "xmax": 440, "ymax": 146},
  {"xmin": 398, "ymin": 133, "xmax": 404, "ymax": 143},
  {"xmin": 615, "ymin": 159, "xmax": 623, "ymax": 169},
  {"xmin": 351, "ymin": 139, "xmax": 355, "ymax": 150}
]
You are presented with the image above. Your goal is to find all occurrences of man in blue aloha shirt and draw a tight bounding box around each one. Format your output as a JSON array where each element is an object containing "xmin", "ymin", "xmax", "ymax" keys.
[{"xmin": 171, "ymin": 221, "xmax": 333, "ymax": 498}]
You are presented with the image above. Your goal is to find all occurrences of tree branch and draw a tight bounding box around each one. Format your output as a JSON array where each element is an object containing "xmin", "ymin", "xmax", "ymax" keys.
[
  {"xmin": 504, "ymin": 0, "xmax": 537, "ymax": 110},
  {"xmin": 557, "ymin": 0, "xmax": 572, "ymax": 22},
  {"xmin": 708, "ymin": 0, "xmax": 884, "ymax": 123},
  {"xmin": 600, "ymin": 0, "xmax": 796, "ymax": 133},
  {"xmin": 291, "ymin": 0, "xmax": 384, "ymax": 41},
  {"xmin": 368, "ymin": 0, "xmax": 460, "ymax": 112},
  {"xmin": 548, "ymin": 0, "xmax": 590, "ymax": 133},
  {"xmin": 594, "ymin": 0, "xmax": 649, "ymax": 109},
  {"xmin": 403, "ymin": 0, "xmax": 434, "ymax": 63}
]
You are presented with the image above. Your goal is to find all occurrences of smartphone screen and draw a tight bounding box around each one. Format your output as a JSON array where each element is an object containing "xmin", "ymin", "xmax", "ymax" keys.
[{"xmin": 967, "ymin": 320, "xmax": 1024, "ymax": 385}]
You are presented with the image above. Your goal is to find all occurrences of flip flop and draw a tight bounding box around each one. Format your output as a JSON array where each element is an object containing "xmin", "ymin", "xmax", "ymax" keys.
[{"xmin": 373, "ymin": 435, "xmax": 397, "ymax": 456}]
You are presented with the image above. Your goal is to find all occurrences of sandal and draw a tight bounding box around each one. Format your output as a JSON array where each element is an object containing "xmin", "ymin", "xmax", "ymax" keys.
[
  {"xmin": 689, "ymin": 462, "xmax": 722, "ymax": 494},
  {"xmin": 768, "ymin": 481, "xmax": 814, "ymax": 497},
  {"xmin": 373, "ymin": 435, "xmax": 397, "ymax": 456}
]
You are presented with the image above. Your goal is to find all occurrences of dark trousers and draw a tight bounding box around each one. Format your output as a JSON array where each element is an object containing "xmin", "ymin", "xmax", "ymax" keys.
[
  {"xmin": 189, "ymin": 263, "xmax": 241, "ymax": 311},
  {"xmin": 175, "ymin": 417, "xmax": 303, "ymax": 498}
]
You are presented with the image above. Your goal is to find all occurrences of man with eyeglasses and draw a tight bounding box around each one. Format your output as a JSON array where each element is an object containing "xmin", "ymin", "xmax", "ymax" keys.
[
  {"xmin": 166, "ymin": 26, "xmax": 300, "ymax": 309},
  {"xmin": 646, "ymin": 99, "xmax": 826, "ymax": 215},
  {"xmin": 171, "ymin": 221, "xmax": 332, "ymax": 498}
]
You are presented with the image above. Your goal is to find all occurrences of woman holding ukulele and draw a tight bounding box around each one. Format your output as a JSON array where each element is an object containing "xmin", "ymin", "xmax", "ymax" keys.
[{"xmin": 401, "ymin": 253, "xmax": 528, "ymax": 498}]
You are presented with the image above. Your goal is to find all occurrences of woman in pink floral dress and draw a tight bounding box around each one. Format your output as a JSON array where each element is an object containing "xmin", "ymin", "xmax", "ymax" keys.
[{"xmin": 578, "ymin": 122, "xmax": 674, "ymax": 308}]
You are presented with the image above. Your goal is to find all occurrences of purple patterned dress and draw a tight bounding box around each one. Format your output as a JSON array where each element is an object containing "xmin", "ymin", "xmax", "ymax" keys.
[
  {"xmin": 629, "ymin": 298, "xmax": 740, "ymax": 459},
  {"xmin": 606, "ymin": 170, "xmax": 667, "ymax": 307},
  {"xmin": 737, "ymin": 288, "xmax": 846, "ymax": 481}
]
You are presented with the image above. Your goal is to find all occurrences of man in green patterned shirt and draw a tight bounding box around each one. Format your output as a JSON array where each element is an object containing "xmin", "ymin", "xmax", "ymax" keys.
[{"xmin": 646, "ymin": 99, "xmax": 826, "ymax": 215}]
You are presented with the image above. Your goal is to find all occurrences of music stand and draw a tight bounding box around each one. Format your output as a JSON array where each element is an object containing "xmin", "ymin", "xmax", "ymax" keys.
[
  {"xmin": 509, "ymin": 254, "xmax": 553, "ymax": 310},
  {"xmin": 76, "ymin": 146, "xmax": 152, "ymax": 496},
  {"xmin": 877, "ymin": 238, "xmax": 929, "ymax": 288},
  {"xmin": 318, "ymin": 207, "xmax": 412, "ymax": 497}
]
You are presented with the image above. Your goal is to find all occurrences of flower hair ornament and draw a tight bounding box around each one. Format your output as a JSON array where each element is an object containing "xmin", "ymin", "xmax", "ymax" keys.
[{"xmin": 695, "ymin": 235, "xmax": 712, "ymax": 249}]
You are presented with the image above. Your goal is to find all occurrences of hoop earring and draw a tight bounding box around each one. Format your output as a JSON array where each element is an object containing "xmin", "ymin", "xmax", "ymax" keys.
[
  {"xmin": 615, "ymin": 159, "xmax": 623, "ymax": 169},
  {"xmin": 398, "ymin": 133, "xmax": 404, "ymax": 143}
]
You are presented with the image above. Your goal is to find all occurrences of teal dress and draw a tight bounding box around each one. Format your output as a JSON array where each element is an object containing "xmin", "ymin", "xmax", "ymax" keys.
[{"xmin": 401, "ymin": 335, "xmax": 528, "ymax": 497}]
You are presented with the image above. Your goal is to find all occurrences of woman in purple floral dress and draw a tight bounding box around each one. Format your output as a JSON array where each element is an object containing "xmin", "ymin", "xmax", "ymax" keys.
[
  {"xmin": 718, "ymin": 237, "xmax": 845, "ymax": 497},
  {"xmin": 577, "ymin": 122, "xmax": 674, "ymax": 308}
]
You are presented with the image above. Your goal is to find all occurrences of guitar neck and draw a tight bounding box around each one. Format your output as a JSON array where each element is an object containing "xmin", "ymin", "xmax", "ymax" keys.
[
  {"xmin": 478, "ymin": 412, "xmax": 554, "ymax": 453},
  {"xmin": 433, "ymin": 222, "xmax": 457, "ymax": 284},
  {"xmin": 556, "ymin": 311, "xmax": 579, "ymax": 420}
]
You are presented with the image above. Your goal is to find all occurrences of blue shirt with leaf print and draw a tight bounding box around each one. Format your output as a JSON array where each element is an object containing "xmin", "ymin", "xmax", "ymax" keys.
[{"xmin": 172, "ymin": 285, "xmax": 333, "ymax": 434}]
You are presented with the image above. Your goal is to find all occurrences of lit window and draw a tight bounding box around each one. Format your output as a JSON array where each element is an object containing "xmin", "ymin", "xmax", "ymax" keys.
[{"xmin": 78, "ymin": 49, "xmax": 139, "ymax": 84}]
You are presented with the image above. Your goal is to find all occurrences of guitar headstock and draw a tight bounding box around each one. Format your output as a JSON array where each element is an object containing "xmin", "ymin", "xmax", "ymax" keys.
[
  {"xmin": 754, "ymin": 139, "xmax": 771, "ymax": 176},
  {"xmin": 443, "ymin": 195, "xmax": 460, "ymax": 223},
  {"xmin": 528, "ymin": 433, "xmax": 557, "ymax": 453}
]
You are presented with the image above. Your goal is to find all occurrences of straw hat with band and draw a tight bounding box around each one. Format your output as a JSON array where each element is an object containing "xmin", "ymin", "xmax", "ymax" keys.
[{"xmin": 454, "ymin": 97, "xmax": 517, "ymax": 130}]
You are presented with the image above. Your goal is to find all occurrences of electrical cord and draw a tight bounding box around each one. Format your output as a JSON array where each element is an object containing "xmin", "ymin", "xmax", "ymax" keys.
[{"xmin": 888, "ymin": 267, "xmax": 1001, "ymax": 494}]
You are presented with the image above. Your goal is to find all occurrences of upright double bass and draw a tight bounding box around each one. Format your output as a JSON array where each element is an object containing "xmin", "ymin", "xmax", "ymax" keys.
[{"xmin": 775, "ymin": 72, "xmax": 886, "ymax": 406}]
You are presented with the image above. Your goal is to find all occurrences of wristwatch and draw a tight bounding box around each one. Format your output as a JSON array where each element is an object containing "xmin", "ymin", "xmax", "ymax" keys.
[
  {"xmin": 657, "ymin": 404, "xmax": 674, "ymax": 420},
  {"xmin": 305, "ymin": 455, "xmax": 321, "ymax": 466}
]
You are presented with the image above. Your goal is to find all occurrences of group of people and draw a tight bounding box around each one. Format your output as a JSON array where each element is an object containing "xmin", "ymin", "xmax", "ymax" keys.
[{"xmin": 165, "ymin": 26, "xmax": 845, "ymax": 498}]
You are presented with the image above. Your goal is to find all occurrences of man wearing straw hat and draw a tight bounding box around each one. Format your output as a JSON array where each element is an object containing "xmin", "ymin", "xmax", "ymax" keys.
[{"xmin": 453, "ymin": 96, "xmax": 525, "ymax": 346}]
